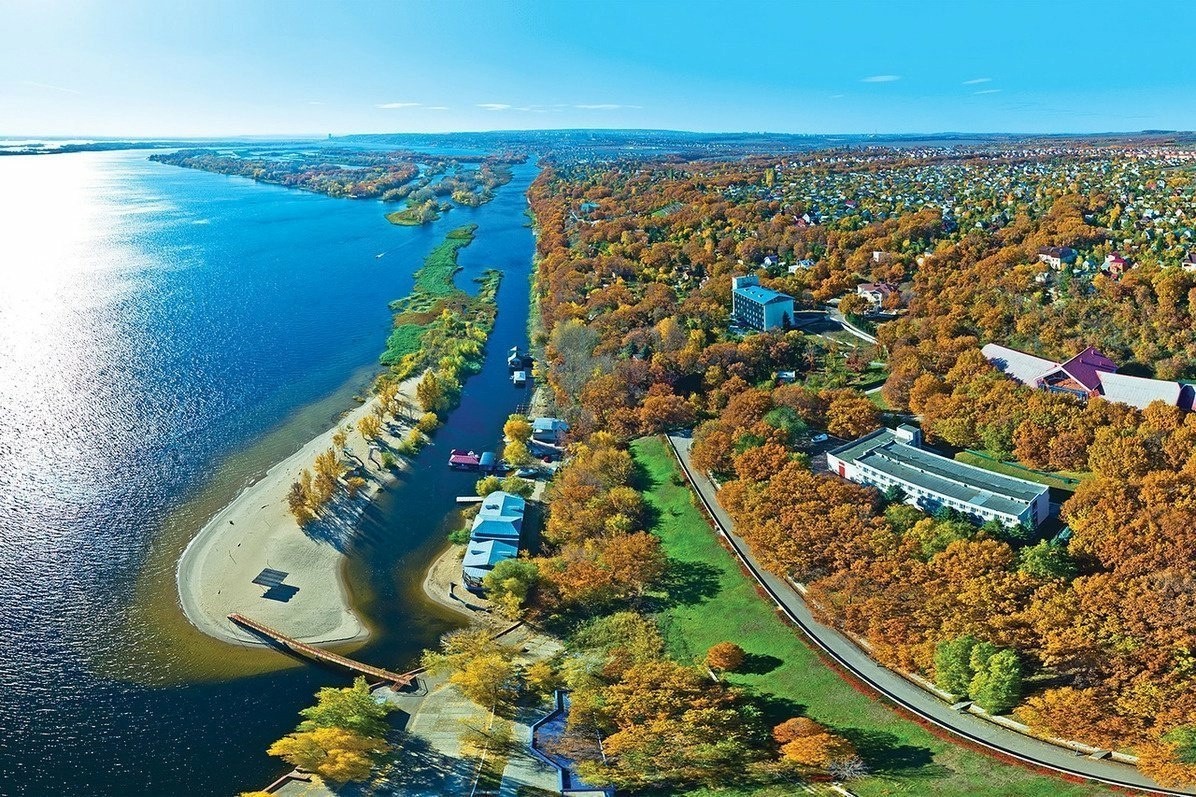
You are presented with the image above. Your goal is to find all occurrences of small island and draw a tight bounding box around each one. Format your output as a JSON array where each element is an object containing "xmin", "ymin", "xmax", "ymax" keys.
[{"xmin": 151, "ymin": 148, "xmax": 518, "ymax": 226}]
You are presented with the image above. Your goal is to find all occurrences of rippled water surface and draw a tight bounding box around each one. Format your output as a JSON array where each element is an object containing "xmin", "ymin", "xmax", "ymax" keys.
[{"xmin": 0, "ymin": 151, "xmax": 537, "ymax": 795}]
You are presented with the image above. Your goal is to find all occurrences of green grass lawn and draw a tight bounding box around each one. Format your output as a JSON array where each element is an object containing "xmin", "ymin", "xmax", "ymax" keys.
[
  {"xmin": 954, "ymin": 451, "xmax": 1091, "ymax": 494},
  {"xmin": 413, "ymin": 224, "xmax": 476, "ymax": 297},
  {"xmin": 631, "ymin": 436, "xmax": 1113, "ymax": 797},
  {"xmin": 866, "ymin": 390, "xmax": 891, "ymax": 410}
]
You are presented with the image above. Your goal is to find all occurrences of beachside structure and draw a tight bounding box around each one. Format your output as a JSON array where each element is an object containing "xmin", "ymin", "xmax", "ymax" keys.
[
  {"xmin": 731, "ymin": 275, "xmax": 794, "ymax": 331},
  {"xmin": 981, "ymin": 343, "xmax": 1194, "ymax": 410},
  {"xmin": 461, "ymin": 539, "xmax": 520, "ymax": 590},
  {"xmin": 532, "ymin": 417, "xmax": 569, "ymax": 444},
  {"xmin": 469, "ymin": 490, "xmax": 526, "ymax": 543},
  {"xmin": 827, "ymin": 425, "xmax": 1050, "ymax": 529},
  {"xmin": 462, "ymin": 490, "xmax": 527, "ymax": 592}
]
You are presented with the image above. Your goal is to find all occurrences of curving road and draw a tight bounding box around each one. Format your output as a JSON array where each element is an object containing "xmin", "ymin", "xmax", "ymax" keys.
[{"xmin": 665, "ymin": 432, "xmax": 1190, "ymax": 797}]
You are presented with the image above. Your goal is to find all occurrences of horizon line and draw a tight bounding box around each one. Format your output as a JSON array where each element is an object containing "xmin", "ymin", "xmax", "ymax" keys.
[{"xmin": 4, "ymin": 127, "xmax": 1194, "ymax": 142}]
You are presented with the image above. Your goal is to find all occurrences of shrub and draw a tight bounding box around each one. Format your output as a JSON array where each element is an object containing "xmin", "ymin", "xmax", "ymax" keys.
[{"xmin": 705, "ymin": 642, "xmax": 746, "ymax": 673}]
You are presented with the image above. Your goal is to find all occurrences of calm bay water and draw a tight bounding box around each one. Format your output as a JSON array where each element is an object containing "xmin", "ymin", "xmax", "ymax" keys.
[{"xmin": 0, "ymin": 150, "xmax": 538, "ymax": 795}]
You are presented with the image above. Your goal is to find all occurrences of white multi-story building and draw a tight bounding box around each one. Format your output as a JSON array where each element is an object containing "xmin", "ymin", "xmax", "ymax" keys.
[
  {"xmin": 732, "ymin": 275, "xmax": 794, "ymax": 331},
  {"xmin": 827, "ymin": 425, "xmax": 1050, "ymax": 529}
]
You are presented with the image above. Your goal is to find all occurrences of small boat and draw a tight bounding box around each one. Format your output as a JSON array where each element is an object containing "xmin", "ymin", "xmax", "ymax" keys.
[
  {"xmin": 375, "ymin": 252, "xmax": 386, "ymax": 259},
  {"xmin": 448, "ymin": 449, "xmax": 481, "ymax": 470},
  {"xmin": 512, "ymin": 370, "xmax": 527, "ymax": 387}
]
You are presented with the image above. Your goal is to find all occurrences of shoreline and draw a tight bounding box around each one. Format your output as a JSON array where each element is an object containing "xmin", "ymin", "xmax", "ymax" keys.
[
  {"xmin": 420, "ymin": 542, "xmax": 505, "ymax": 626},
  {"xmin": 176, "ymin": 372, "xmax": 423, "ymax": 647}
]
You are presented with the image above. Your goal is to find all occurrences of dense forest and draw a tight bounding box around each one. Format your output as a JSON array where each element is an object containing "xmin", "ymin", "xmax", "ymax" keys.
[
  {"xmin": 151, "ymin": 148, "xmax": 518, "ymax": 211},
  {"xmin": 513, "ymin": 144, "xmax": 1196, "ymax": 787}
]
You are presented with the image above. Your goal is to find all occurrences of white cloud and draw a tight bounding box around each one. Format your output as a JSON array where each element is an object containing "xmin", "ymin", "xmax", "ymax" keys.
[
  {"xmin": 962, "ymin": 77, "xmax": 992, "ymax": 85},
  {"xmin": 573, "ymin": 103, "xmax": 642, "ymax": 110},
  {"xmin": 376, "ymin": 102, "xmax": 421, "ymax": 109},
  {"xmin": 22, "ymin": 80, "xmax": 80, "ymax": 94},
  {"xmin": 477, "ymin": 103, "xmax": 511, "ymax": 111},
  {"xmin": 426, "ymin": 106, "xmax": 450, "ymax": 111},
  {"xmin": 973, "ymin": 89, "xmax": 1002, "ymax": 95},
  {"xmin": 860, "ymin": 75, "xmax": 900, "ymax": 83}
]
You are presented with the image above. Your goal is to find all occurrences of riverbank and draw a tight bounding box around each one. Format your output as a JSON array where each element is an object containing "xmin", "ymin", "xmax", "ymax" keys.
[
  {"xmin": 176, "ymin": 373, "xmax": 422, "ymax": 647},
  {"xmin": 420, "ymin": 542, "xmax": 501, "ymax": 624}
]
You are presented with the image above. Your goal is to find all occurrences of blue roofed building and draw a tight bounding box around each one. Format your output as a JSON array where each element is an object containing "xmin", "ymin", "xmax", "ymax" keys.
[
  {"xmin": 468, "ymin": 491, "xmax": 526, "ymax": 542},
  {"xmin": 532, "ymin": 417, "xmax": 569, "ymax": 444},
  {"xmin": 731, "ymin": 274, "xmax": 794, "ymax": 331},
  {"xmin": 463, "ymin": 490, "xmax": 528, "ymax": 593},
  {"xmin": 461, "ymin": 539, "xmax": 520, "ymax": 589}
]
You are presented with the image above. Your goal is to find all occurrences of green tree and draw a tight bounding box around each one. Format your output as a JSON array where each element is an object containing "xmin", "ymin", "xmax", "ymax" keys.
[
  {"xmin": 483, "ymin": 558, "xmax": 539, "ymax": 617},
  {"xmin": 969, "ymin": 649, "xmax": 1022, "ymax": 714},
  {"xmin": 933, "ymin": 635, "xmax": 980, "ymax": 696},
  {"xmin": 476, "ymin": 475, "xmax": 503, "ymax": 496},
  {"xmin": 500, "ymin": 474, "xmax": 534, "ymax": 497},
  {"xmin": 1018, "ymin": 541, "xmax": 1077, "ymax": 580},
  {"xmin": 298, "ymin": 677, "xmax": 393, "ymax": 739}
]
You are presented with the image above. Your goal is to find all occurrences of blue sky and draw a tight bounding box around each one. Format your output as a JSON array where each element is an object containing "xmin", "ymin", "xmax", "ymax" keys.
[{"xmin": 2, "ymin": 0, "xmax": 1193, "ymax": 137}]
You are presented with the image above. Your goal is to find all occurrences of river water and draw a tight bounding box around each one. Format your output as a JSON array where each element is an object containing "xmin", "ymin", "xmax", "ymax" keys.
[{"xmin": 0, "ymin": 150, "xmax": 538, "ymax": 795}]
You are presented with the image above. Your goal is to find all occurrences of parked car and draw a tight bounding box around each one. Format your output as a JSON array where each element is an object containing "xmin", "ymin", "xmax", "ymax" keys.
[
  {"xmin": 515, "ymin": 467, "xmax": 542, "ymax": 478},
  {"xmin": 811, "ymin": 433, "xmax": 829, "ymax": 443}
]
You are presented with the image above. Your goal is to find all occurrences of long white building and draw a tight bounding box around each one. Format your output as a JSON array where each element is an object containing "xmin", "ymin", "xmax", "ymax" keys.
[{"xmin": 827, "ymin": 425, "xmax": 1050, "ymax": 529}]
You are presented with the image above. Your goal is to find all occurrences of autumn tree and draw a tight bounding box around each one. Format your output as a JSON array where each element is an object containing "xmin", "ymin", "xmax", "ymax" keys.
[
  {"xmin": 705, "ymin": 642, "xmax": 746, "ymax": 673},
  {"xmin": 504, "ymin": 438, "xmax": 533, "ymax": 467},
  {"xmin": 822, "ymin": 390, "xmax": 881, "ymax": 439},
  {"xmin": 288, "ymin": 477, "xmax": 313, "ymax": 525},
  {"xmin": 357, "ymin": 413, "xmax": 382, "ymax": 441},
  {"xmin": 504, "ymin": 413, "xmax": 533, "ymax": 443},
  {"xmin": 268, "ymin": 727, "xmax": 388, "ymax": 783}
]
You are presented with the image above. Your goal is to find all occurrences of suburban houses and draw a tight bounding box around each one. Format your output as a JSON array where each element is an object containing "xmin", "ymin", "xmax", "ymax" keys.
[
  {"xmin": 731, "ymin": 274, "xmax": 795, "ymax": 331},
  {"xmin": 981, "ymin": 343, "xmax": 1194, "ymax": 410},
  {"xmin": 827, "ymin": 424, "xmax": 1051, "ymax": 529},
  {"xmin": 461, "ymin": 490, "xmax": 526, "ymax": 590},
  {"xmin": 1036, "ymin": 246, "xmax": 1078, "ymax": 269},
  {"xmin": 531, "ymin": 417, "xmax": 570, "ymax": 445},
  {"xmin": 856, "ymin": 281, "xmax": 897, "ymax": 311}
]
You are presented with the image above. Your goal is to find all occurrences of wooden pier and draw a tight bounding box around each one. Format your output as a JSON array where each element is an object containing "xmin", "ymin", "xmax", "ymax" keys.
[{"xmin": 227, "ymin": 613, "xmax": 416, "ymax": 688}]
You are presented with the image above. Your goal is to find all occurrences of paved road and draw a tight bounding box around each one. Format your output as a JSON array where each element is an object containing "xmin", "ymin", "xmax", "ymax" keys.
[
  {"xmin": 824, "ymin": 305, "xmax": 879, "ymax": 344},
  {"xmin": 665, "ymin": 432, "xmax": 1190, "ymax": 797}
]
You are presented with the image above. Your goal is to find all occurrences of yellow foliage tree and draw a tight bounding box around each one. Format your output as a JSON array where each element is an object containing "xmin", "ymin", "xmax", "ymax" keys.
[
  {"xmin": 780, "ymin": 731, "xmax": 857, "ymax": 768},
  {"xmin": 357, "ymin": 413, "xmax": 382, "ymax": 441},
  {"xmin": 267, "ymin": 726, "xmax": 388, "ymax": 783}
]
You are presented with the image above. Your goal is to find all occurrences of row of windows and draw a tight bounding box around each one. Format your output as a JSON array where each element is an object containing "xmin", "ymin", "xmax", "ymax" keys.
[{"xmin": 858, "ymin": 466, "xmax": 1020, "ymax": 526}]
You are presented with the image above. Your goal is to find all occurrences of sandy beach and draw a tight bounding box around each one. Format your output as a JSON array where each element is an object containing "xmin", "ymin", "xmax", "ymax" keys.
[{"xmin": 176, "ymin": 373, "xmax": 422, "ymax": 647}]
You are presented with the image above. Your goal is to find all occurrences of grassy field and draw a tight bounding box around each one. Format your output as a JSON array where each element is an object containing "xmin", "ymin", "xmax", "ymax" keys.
[
  {"xmin": 631, "ymin": 436, "xmax": 1113, "ymax": 797},
  {"xmin": 954, "ymin": 451, "xmax": 1090, "ymax": 494}
]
